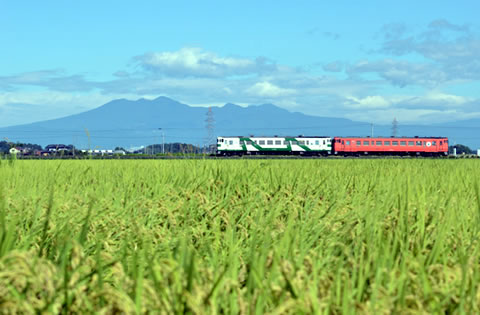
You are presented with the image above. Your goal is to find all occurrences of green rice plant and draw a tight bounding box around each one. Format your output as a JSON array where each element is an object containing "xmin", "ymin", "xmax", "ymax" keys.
[{"xmin": 0, "ymin": 159, "xmax": 479, "ymax": 313}]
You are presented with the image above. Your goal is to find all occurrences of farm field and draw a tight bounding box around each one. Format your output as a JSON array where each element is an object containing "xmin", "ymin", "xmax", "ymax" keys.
[{"xmin": 0, "ymin": 159, "xmax": 479, "ymax": 313}]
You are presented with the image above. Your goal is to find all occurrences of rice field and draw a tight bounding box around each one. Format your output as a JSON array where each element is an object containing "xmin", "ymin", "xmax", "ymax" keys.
[{"xmin": 0, "ymin": 159, "xmax": 479, "ymax": 314}]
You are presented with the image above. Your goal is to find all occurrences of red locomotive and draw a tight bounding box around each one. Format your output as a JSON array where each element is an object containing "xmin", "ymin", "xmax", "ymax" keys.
[{"xmin": 333, "ymin": 137, "xmax": 449, "ymax": 156}]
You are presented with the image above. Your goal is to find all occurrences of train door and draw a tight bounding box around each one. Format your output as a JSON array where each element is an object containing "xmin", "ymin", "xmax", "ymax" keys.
[{"xmin": 334, "ymin": 138, "xmax": 345, "ymax": 153}]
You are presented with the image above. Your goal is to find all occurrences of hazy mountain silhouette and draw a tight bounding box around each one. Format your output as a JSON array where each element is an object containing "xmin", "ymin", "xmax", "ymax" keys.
[{"xmin": 0, "ymin": 96, "xmax": 478, "ymax": 149}]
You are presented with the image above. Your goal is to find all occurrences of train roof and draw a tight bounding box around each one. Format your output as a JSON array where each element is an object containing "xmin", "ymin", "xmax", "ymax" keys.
[
  {"xmin": 333, "ymin": 136, "xmax": 448, "ymax": 139},
  {"xmin": 218, "ymin": 135, "xmax": 331, "ymax": 138}
]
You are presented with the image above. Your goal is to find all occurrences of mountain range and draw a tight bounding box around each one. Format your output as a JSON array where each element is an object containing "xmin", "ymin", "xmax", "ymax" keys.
[{"xmin": 1, "ymin": 96, "xmax": 478, "ymax": 150}]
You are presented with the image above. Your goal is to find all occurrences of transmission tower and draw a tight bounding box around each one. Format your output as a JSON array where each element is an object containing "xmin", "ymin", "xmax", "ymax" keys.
[
  {"xmin": 392, "ymin": 117, "xmax": 398, "ymax": 137},
  {"xmin": 205, "ymin": 106, "xmax": 215, "ymax": 153}
]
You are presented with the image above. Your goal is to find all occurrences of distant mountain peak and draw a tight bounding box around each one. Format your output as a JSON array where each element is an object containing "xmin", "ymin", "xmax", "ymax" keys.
[
  {"xmin": 2, "ymin": 95, "xmax": 474, "ymax": 149},
  {"xmin": 223, "ymin": 103, "xmax": 241, "ymax": 108},
  {"xmin": 154, "ymin": 95, "xmax": 176, "ymax": 102}
]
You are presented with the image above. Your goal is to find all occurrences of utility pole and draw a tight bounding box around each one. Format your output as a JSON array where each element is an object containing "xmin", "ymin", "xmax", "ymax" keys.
[
  {"xmin": 205, "ymin": 107, "xmax": 215, "ymax": 153},
  {"xmin": 72, "ymin": 135, "xmax": 75, "ymax": 157},
  {"xmin": 370, "ymin": 122, "xmax": 374, "ymax": 138},
  {"xmin": 158, "ymin": 128, "xmax": 165, "ymax": 154},
  {"xmin": 391, "ymin": 117, "xmax": 398, "ymax": 137}
]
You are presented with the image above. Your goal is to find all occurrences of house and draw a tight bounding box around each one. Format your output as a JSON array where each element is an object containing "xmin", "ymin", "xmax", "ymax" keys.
[
  {"xmin": 45, "ymin": 144, "xmax": 73, "ymax": 154},
  {"xmin": 9, "ymin": 147, "xmax": 20, "ymax": 155},
  {"xmin": 9, "ymin": 147, "xmax": 29, "ymax": 155}
]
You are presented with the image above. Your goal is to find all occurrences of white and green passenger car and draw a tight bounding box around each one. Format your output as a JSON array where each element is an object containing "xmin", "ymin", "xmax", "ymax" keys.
[{"xmin": 216, "ymin": 136, "xmax": 332, "ymax": 156}]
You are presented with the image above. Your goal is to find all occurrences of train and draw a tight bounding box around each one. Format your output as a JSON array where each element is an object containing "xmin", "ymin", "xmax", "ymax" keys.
[{"xmin": 216, "ymin": 135, "xmax": 449, "ymax": 157}]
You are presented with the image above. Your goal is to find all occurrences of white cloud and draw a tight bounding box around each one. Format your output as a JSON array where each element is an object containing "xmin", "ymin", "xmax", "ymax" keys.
[
  {"xmin": 345, "ymin": 95, "xmax": 391, "ymax": 109},
  {"xmin": 246, "ymin": 81, "xmax": 296, "ymax": 98},
  {"xmin": 1, "ymin": 41, "xmax": 479, "ymax": 126},
  {"xmin": 136, "ymin": 47, "xmax": 267, "ymax": 78},
  {"xmin": 0, "ymin": 91, "xmax": 137, "ymax": 127},
  {"xmin": 423, "ymin": 92, "xmax": 469, "ymax": 105}
]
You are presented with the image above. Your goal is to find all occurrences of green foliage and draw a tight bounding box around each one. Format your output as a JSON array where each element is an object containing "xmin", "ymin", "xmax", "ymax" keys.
[
  {"xmin": 0, "ymin": 141, "xmax": 42, "ymax": 154},
  {"xmin": 449, "ymin": 144, "xmax": 474, "ymax": 154},
  {"xmin": 0, "ymin": 160, "xmax": 479, "ymax": 313}
]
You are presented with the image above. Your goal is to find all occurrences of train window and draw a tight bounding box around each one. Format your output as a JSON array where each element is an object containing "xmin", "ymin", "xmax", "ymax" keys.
[
  {"xmin": 292, "ymin": 141, "xmax": 298, "ymax": 145},
  {"xmin": 267, "ymin": 140, "xmax": 273, "ymax": 145},
  {"xmin": 384, "ymin": 141, "xmax": 390, "ymax": 145},
  {"xmin": 315, "ymin": 140, "xmax": 320, "ymax": 145},
  {"xmin": 283, "ymin": 140, "xmax": 289, "ymax": 145},
  {"xmin": 392, "ymin": 141, "xmax": 398, "ymax": 145},
  {"xmin": 363, "ymin": 141, "xmax": 369, "ymax": 145},
  {"xmin": 259, "ymin": 140, "xmax": 265, "ymax": 145},
  {"xmin": 400, "ymin": 141, "xmax": 406, "ymax": 146},
  {"xmin": 342, "ymin": 140, "xmax": 345, "ymax": 145},
  {"xmin": 299, "ymin": 140, "xmax": 305, "ymax": 145},
  {"xmin": 356, "ymin": 141, "xmax": 361, "ymax": 145},
  {"xmin": 408, "ymin": 141, "xmax": 414, "ymax": 146},
  {"xmin": 376, "ymin": 141, "xmax": 382, "ymax": 146},
  {"xmin": 346, "ymin": 140, "xmax": 350, "ymax": 145},
  {"xmin": 247, "ymin": 141, "xmax": 252, "ymax": 145},
  {"xmin": 275, "ymin": 140, "xmax": 281, "ymax": 145},
  {"xmin": 432, "ymin": 141, "xmax": 437, "ymax": 145},
  {"xmin": 416, "ymin": 141, "xmax": 422, "ymax": 146},
  {"xmin": 440, "ymin": 141, "xmax": 443, "ymax": 145}
]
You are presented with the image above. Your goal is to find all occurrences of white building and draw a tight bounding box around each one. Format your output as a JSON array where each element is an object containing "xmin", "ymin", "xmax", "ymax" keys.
[{"xmin": 9, "ymin": 148, "xmax": 20, "ymax": 155}]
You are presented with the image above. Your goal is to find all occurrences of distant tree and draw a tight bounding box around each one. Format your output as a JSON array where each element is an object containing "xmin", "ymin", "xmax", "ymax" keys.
[
  {"xmin": 449, "ymin": 144, "xmax": 473, "ymax": 155},
  {"xmin": 143, "ymin": 143, "xmax": 202, "ymax": 154},
  {"xmin": 0, "ymin": 141, "xmax": 42, "ymax": 154},
  {"xmin": 0, "ymin": 141, "xmax": 10, "ymax": 153}
]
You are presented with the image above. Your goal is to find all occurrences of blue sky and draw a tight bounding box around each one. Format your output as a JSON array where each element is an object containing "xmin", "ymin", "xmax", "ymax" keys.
[{"xmin": 1, "ymin": 1, "xmax": 479, "ymax": 127}]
